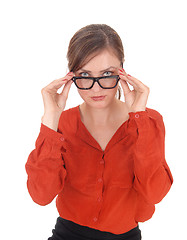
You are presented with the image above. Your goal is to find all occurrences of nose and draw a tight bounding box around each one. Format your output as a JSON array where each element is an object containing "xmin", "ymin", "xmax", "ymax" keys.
[{"xmin": 91, "ymin": 81, "xmax": 102, "ymax": 92}]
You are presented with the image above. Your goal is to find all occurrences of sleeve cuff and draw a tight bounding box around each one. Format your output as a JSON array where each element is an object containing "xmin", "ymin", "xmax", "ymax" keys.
[
  {"xmin": 40, "ymin": 123, "xmax": 65, "ymax": 143},
  {"xmin": 128, "ymin": 109, "xmax": 149, "ymax": 119},
  {"xmin": 127, "ymin": 108, "xmax": 153, "ymax": 134}
]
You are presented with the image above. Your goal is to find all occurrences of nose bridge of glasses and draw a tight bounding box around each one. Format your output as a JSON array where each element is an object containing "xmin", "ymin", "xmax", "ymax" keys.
[
  {"xmin": 92, "ymin": 78, "xmax": 102, "ymax": 89},
  {"xmin": 94, "ymin": 77, "xmax": 101, "ymax": 84}
]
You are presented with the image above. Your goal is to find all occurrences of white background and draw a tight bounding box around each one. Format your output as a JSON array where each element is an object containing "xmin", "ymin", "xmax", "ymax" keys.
[{"xmin": 0, "ymin": 0, "xmax": 186, "ymax": 239}]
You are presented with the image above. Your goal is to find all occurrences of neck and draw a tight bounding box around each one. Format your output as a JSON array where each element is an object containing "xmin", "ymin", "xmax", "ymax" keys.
[{"xmin": 80, "ymin": 99, "xmax": 122, "ymax": 126}]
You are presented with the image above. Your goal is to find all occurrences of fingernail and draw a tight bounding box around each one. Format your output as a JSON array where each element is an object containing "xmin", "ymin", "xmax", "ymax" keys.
[
  {"xmin": 67, "ymin": 72, "xmax": 72, "ymax": 75},
  {"xmin": 128, "ymin": 74, "xmax": 132, "ymax": 77}
]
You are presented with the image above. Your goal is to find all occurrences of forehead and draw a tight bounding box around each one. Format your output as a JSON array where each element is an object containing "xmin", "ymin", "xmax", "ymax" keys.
[{"xmin": 78, "ymin": 49, "xmax": 120, "ymax": 73}]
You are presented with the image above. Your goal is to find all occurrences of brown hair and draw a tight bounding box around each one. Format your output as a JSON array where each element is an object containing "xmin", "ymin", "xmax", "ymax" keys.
[{"xmin": 66, "ymin": 24, "xmax": 125, "ymax": 100}]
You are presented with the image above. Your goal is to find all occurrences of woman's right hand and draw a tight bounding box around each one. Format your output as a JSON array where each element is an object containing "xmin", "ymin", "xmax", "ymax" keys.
[{"xmin": 41, "ymin": 72, "xmax": 74, "ymax": 131}]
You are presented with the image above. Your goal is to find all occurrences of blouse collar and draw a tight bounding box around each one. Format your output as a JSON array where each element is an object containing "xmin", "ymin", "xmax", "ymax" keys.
[{"xmin": 75, "ymin": 105, "xmax": 130, "ymax": 154}]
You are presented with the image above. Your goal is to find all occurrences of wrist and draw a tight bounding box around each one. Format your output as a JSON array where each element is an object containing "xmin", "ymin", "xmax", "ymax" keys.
[
  {"xmin": 128, "ymin": 107, "xmax": 146, "ymax": 113},
  {"xmin": 41, "ymin": 112, "xmax": 61, "ymax": 131}
]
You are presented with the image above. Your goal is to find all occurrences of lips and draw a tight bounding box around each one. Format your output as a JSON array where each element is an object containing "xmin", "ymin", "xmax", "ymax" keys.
[
  {"xmin": 93, "ymin": 96, "xmax": 104, "ymax": 97},
  {"xmin": 91, "ymin": 96, "xmax": 106, "ymax": 101}
]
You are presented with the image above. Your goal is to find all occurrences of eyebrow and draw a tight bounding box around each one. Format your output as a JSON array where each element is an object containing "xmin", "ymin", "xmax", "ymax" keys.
[{"xmin": 78, "ymin": 66, "xmax": 117, "ymax": 73}]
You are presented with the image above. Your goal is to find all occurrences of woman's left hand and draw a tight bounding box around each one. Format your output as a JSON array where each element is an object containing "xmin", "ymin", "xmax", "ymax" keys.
[{"xmin": 118, "ymin": 68, "xmax": 150, "ymax": 113}]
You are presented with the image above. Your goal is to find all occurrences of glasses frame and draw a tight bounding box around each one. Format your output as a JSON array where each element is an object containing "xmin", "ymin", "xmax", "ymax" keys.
[{"xmin": 72, "ymin": 75, "xmax": 120, "ymax": 90}]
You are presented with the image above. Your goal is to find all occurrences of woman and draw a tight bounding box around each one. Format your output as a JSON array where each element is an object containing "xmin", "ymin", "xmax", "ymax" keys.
[{"xmin": 25, "ymin": 24, "xmax": 173, "ymax": 240}]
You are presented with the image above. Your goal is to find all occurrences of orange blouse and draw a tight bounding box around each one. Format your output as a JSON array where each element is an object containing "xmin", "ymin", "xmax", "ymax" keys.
[{"xmin": 25, "ymin": 105, "xmax": 173, "ymax": 234}]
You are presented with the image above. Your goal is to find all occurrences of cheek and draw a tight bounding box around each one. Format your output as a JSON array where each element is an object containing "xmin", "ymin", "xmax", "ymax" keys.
[
  {"xmin": 110, "ymin": 84, "xmax": 119, "ymax": 96},
  {"xmin": 77, "ymin": 89, "xmax": 89, "ymax": 100}
]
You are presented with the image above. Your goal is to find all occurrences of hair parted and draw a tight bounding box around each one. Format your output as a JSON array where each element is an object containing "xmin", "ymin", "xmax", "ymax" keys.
[{"xmin": 66, "ymin": 24, "xmax": 125, "ymax": 100}]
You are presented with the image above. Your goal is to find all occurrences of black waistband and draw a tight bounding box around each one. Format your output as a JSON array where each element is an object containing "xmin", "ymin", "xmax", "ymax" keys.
[{"xmin": 57, "ymin": 217, "xmax": 141, "ymax": 240}]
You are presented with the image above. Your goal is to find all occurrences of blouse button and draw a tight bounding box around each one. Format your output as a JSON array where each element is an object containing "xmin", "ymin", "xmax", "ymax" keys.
[
  {"xmin": 93, "ymin": 217, "xmax": 98, "ymax": 222},
  {"xmin": 135, "ymin": 114, "xmax": 139, "ymax": 118},
  {"xmin": 97, "ymin": 197, "xmax": 101, "ymax": 202},
  {"xmin": 98, "ymin": 178, "xmax": 103, "ymax": 183},
  {"xmin": 60, "ymin": 136, "xmax": 65, "ymax": 141}
]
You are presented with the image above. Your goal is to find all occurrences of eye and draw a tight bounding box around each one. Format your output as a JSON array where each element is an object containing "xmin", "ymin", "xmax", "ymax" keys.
[
  {"xmin": 80, "ymin": 72, "xmax": 89, "ymax": 77},
  {"xmin": 103, "ymin": 71, "xmax": 113, "ymax": 76}
]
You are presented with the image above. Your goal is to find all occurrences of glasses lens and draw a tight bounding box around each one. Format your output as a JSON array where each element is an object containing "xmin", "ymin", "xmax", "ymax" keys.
[
  {"xmin": 99, "ymin": 77, "xmax": 117, "ymax": 88},
  {"xmin": 76, "ymin": 78, "xmax": 93, "ymax": 89}
]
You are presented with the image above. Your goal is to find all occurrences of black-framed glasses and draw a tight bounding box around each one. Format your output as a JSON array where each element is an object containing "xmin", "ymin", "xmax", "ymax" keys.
[{"xmin": 72, "ymin": 75, "xmax": 120, "ymax": 90}]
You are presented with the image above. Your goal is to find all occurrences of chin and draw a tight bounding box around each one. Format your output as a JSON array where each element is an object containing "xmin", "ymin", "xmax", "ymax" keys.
[{"xmin": 86, "ymin": 96, "xmax": 117, "ymax": 109}]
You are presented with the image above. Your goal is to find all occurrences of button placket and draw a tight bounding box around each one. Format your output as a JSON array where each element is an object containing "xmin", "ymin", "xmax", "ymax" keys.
[
  {"xmin": 92, "ymin": 153, "xmax": 105, "ymax": 224},
  {"xmin": 98, "ymin": 178, "xmax": 103, "ymax": 183},
  {"xmin": 93, "ymin": 217, "xmax": 98, "ymax": 222},
  {"xmin": 97, "ymin": 196, "xmax": 101, "ymax": 202},
  {"xmin": 100, "ymin": 159, "xmax": 104, "ymax": 164},
  {"xmin": 60, "ymin": 136, "xmax": 65, "ymax": 141}
]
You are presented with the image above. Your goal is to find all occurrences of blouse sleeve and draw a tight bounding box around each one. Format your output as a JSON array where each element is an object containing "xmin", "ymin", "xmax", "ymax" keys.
[
  {"xmin": 25, "ymin": 123, "xmax": 67, "ymax": 206},
  {"xmin": 128, "ymin": 109, "xmax": 173, "ymax": 205}
]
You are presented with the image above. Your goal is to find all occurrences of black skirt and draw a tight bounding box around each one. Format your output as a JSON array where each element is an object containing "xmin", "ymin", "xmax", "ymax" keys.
[{"xmin": 48, "ymin": 217, "xmax": 142, "ymax": 240}]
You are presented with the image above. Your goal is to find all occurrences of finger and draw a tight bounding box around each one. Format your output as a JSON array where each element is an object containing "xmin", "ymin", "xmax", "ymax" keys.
[
  {"xmin": 119, "ymin": 72, "xmax": 149, "ymax": 94},
  {"xmin": 56, "ymin": 72, "xmax": 74, "ymax": 82},
  {"xmin": 119, "ymin": 72, "xmax": 138, "ymax": 89},
  {"xmin": 119, "ymin": 79, "xmax": 131, "ymax": 95},
  {"xmin": 60, "ymin": 79, "xmax": 73, "ymax": 98},
  {"xmin": 118, "ymin": 68, "xmax": 129, "ymax": 77},
  {"xmin": 54, "ymin": 72, "xmax": 74, "ymax": 84},
  {"xmin": 120, "ymin": 71, "xmax": 149, "ymax": 92},
  {"xmin": 119, "ymin": 68, "xmax": 147, "ymax": 89},
  {"xmin": 44, "ymin": 72, "xmax": 74, "ymax": 93}
]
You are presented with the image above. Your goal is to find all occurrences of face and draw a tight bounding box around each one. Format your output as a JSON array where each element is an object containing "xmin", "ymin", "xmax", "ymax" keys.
[{"xmin": 74, "ymin": 49, "xmax": 121, "ymax": 109}]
